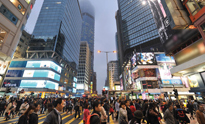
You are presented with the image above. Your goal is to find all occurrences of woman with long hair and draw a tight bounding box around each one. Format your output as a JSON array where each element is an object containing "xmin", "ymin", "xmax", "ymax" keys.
[
  {"xmin": 147, "ymin": 103, "xmax": 160, "ymax": 124},
  {"xmin": 18, "ymin": 105, "xmax": 36, "ymax": 124},
  {"xmin": 119, "ymin": 101, "xmax": 128, "ymax": 124}
]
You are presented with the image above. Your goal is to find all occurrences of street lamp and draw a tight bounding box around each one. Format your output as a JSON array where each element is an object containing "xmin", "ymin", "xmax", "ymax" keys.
[{"xmin": 97, "ymin": 50, "xmax": 117, "ymax": 64}]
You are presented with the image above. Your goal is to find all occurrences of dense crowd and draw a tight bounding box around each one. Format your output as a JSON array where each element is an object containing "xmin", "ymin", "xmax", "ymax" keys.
[{"xmin": 0, "ymin": 97, "xmax": 205, "ymax": 124}]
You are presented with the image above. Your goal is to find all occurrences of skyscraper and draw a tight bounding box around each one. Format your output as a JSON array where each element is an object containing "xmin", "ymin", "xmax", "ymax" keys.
[
  {"xmin": 3, "ymin": 0, "xmax": 82, "ymax": 95},
  {"xmin": 79, "ymin": 0, "xmax": 95, "ymax": 82},
  {"xmin": 76, "ymin": 41, "xmax": 91, "ymax": 96},
  {"xmin": 107, "ymin": 61, "xmax": 119, "ymax": 90},
  {"xmin": 116, "ymin": 0, "xmax": 164, "ymax": 90}
]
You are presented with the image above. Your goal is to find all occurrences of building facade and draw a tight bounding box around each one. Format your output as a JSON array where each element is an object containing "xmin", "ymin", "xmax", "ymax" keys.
[
  {"xmin": 0, "ymin": 0, "xmax": 35, "ymax": 85},
  {"xmin": 76, "ymin": 41, "xmax": 91, "ymax": 96},
  {"xmin": 79, "ymin": 0, "xmax": 95, "ymax": 83},
  {"xmin": 13, "ymin": 30, "xmax": 31, "ymax": 59},
  {"xmin": 93, "ymin": 72, "xmax": 97, "ymax": 93},
  {"xmin": 116, "ymin": 0, "xmax": 164, "ymax": 90},
  {"xmin": 108, "ymin": 61, "xmax": 119, "ymax": 90},
  {"xmin": 3, "ymin": 0, "xmax": 82, "ymax": 96}
]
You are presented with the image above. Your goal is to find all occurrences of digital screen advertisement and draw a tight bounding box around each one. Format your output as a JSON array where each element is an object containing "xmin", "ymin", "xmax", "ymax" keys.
[
  {"xmin": 158, "ymin": 63, "xmax": 175, "ymax": 79},
  {"xmin": 188, "ymin": 75, "xmax": 199, "ymax": 88},
  {"xmin": 20, "ymin": 80, "xmax": 59, "ymax": 90},
  {"xmin": 26, "ymin": 61, "xmax": 62, "ymax": 73},
  {"xmin": 23, "ymin": 70, "xmax": 60, "ymax": 81},
  {"xmin": 131, "ymin": 53, "xmax": 157, "ymax": 66},
  {"xmin": 161, "ymin": 79, "xmax": 182, "ymax": 85},
  {"xmin": 0, "ymin": 61, "xmax": 10, "ymax": 75},
  {"xmin": 2, "ymin": 80, "xmax": 21, "ymax": 87},
  {"xmin": 6, "ymin": 70, "xmax": 24, "ymax": 77},
  {"xmin": 76, "ymin": 84, "xmax": 84, "ymax": 89},
  {"xmin": 155, "ymin": 54, "xmax": 175, "ymax": 62},
  {"xmin": 148, "ymin": 0, "xmax": 199, "ymax": 54},
  {"xmin": 115, "ymin": 85, "xmax": 121, "ymax": 90}
]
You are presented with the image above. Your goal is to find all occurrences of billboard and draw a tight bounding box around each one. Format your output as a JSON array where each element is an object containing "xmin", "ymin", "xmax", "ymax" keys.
[
  {"xmin": 23, "ymin": 70, "xmax": 60, "ymax": 81},
  {"xmin": 155, "ymin": 54, "xmax": 175, "ymax": 62},
  {"xmin": 0, "ymin": 61, "xmax": 10, "ymax": 75},
  {"xmin": 26, "ymin": 61, "xmax": 62, "ymax": 73},
  {"xmin": 161, "ymin": 79, "xmax": 182, "ymax": 85},
  {"xmin": 6, "ymin": 70, "xmax": 24, "ymax": 77},
  {"xmin": 20, "ymin": 80, "xmax": 59, "ymax": 90},
  {"xmin": 131, "ymin": 53, "xmax": 157, "ymax": 67},
  {"xmin": 158, "ymin": 63, "xmax": 175, "ymax": 79},
  {"xmin": 2, "ymin": 80, "xmax": 21, "ymax": 87},
  {"xmin": 148, "ymin": 0, "xmax": 199, "ymax": 54},
  {"xmin": 188, "ymin": 75, "xmax": 200, "ymax": 88}
]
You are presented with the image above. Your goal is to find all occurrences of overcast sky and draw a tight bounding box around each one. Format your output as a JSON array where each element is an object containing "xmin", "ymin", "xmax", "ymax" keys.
[{"xmin": 25, "ymin": 0, "xmax": 118, "ymax": 93}]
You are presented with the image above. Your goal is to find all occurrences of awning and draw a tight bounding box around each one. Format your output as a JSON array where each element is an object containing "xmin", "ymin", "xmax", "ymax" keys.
[{"xmin": 171, "ymin": 54, "xmax": 205, "ymax": 76}]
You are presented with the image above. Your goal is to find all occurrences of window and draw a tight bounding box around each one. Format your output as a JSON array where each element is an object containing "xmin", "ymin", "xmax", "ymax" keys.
[
  {"xmin": 201, "ymin": 23, "xmax": 205, "ymax": 33},
  {"xmin": 0, "ymin": 28, "xmax": 7, "ymax": 48},
  {"xmin": 0, "ymin": 5, "xmax": 18, "ymax": 25},
  {"xmin": 9, "ymin": 0, "xmax": 26, "ymax": 15},
  {"xmin": 186, "ymin": 0, "xmax": 205, "ymax": 16}
]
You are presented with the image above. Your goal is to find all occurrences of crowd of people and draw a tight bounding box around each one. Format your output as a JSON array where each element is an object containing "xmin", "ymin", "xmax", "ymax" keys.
[{"xmin": 0, "ymin": 97, "xmax": 205, "ymax": 124}]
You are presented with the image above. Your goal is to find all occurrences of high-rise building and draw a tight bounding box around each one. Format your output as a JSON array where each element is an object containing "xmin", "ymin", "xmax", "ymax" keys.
[
  {"xmin": 3, "ymin": 0, "xmax": 82, "ymax": 96},
  {"xmin": 108, "ymin": 61, "xmax": 119, "ymax": 90},
  {"xmin": 0, "ymin": 0, "xmax": 35, "ymax": 85},
  {"xmin": 79, "ymin": 0, "xmax": 95, "ymax": 82},
  {"xmin": 13, "ymin": 30, "xmax": 31, "ymax": 59},
  {"xmin": 116, "ymin": 0, "xmax": 164, "ymax": 90},
  {"xmin": 76, "ymin": 41, "xmax": 91, "ymax": 96}
]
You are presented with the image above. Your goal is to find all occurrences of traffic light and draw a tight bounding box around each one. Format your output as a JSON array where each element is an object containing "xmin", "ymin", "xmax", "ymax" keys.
[
  {"xmin": 5, "ymin": 87, "xmax": 11, "ymax": 93},
  {"xmin": 173, "ymin": 89, "xmax": 178, "ymax": 98}
]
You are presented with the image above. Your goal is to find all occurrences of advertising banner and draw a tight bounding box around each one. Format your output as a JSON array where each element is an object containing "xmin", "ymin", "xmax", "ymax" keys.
[
  {"xmin": 188, "ymin": 75, "xmax": 199, "ymax": 88},
  {"xmin": 148, "ymin": 0, "xmax": 199, "ymax": 54},
  {"xmin": 6, "ymin": 70, "xmax": 24, "ymax": 77},
  {"xmin": 0, "ymin": 61, "xmax": 10, "ymax": 75},
  {"xmin": 2, "ymin": 80, "xmax": 21, "ymax": 87},
  {"xmin": 161, "ymin": 79, "xmax": 182, "ymax": 85},
  {"xmin": 155, "ymin": 54, "xmax": 175, "ymax": 62},
  {"xmin": 131, "ymin": 53, "xmax": 157, "ymax": 67}
]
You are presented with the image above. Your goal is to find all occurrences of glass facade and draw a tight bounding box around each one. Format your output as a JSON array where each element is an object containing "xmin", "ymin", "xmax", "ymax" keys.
[
  {"xmin": 117, "ymin": 0, "xmax": 159, "ymax": 51},
  {"xmin": 79, "ymin": 0, "xmax": 95, "ymax": 77},
  {"xmin": 30, "ymin": 0, "xmax": 82, "ymax": 70}
]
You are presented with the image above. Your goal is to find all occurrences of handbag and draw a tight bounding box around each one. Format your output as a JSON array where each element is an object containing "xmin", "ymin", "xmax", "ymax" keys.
[{"xmin": 120, "ymin": 116, "xmax": 127, "ymax": 124}]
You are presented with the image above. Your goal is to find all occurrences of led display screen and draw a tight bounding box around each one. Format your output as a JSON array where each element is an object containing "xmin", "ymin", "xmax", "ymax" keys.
[
  {"xmin": 73, "ymin": 77, "xmax": 77, "ymax": 82},
  {"xmin": 20, "ymin": 80, "xmax": 59, "ymax": 90},
  {"xmin": 6, "ymin": 70, "xmax": 24, "ymax": 77},
  {"xmin": 155, "ymin": 54, "xmax": 175, "ymax": 62},
  {"xmin": 76, "ymin": 84, "xmax": 84, "ymax": 89},
  {"xmin": 23, "ymin": 70, "xmax": 60, "ymax": 81},
  {"xmin": 72, "ymin": 88, "xmax": 76, "ymax": 93},
  {"xmin": 161, "ymin": 79, "xmax": 182, "ymax": 85},
  {"xmin": 115, "ymin": 85, "xmax": 120, "ymax": 90},
  {"xmin": 148, "ymin": 0, "xmax": 199, "ymax": 54},
  {"xmin": 131, "ymin": 53, "xmax": 157, "ymax": 67},
  {"xmin": 9, "ymin": 61, "xmax": 27, "ymax": 68},
  {"xmin": 188, "ymin": 75, "xmax": 200, "ymax": 88},
  {"xmin": 73, "ymin": 82, "xmax": 76, "ymax": 88},
  {"xmin": 0, "ymin": 61, "xmax": 9, "ymax": 75},
  {"xmin": 158, "ymin": 63, "xmax": 175, "ymax": 79},
  {"xmin": 26, "ymin": 61, "xmax": 62, "ymax": 73},
  {"xmin": 2, "ymin": 80, "xmax": 21, "ymax": 87}
]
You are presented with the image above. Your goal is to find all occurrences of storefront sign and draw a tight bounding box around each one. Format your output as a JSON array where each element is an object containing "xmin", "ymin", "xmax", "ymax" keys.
[{"xmin": 161, "ymin": 79, "xmax": 182, "ymax": 85}]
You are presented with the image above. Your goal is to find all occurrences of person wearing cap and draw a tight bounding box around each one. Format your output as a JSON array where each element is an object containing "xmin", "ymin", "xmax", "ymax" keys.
[{"xmin": 128, "ymin": 110, "xmax": 144, "ymax": 124}]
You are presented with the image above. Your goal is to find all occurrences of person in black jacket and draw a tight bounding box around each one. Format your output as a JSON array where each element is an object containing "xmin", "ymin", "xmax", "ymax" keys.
[
  {"xmin": 18, "ymin": 105, "xmax": 36, "ymax": 124},
  {"xmin": 187, "ymin": 101, "xmax": 194, "ymax": 120},
  {"xmin": 43, "ymin": 98, "xmax": 64, "ymax": 124},
  {"xmin": 90, "ymin": 101, "xmax": 101, "ymax": 124},
  {"xmin": 29, "ymin": 103, "xmax": 40, "ymax": 124},
  {"xmin": 103, "ymin": 100, "xmax": 110, "ymax": 123},
  {"xmin": 142, "ymin": 100, "xmax": 148, "ymax": 123},
  {"xmin": 125, "ymin": 100, "xmax": 133, "ymax": 121}
]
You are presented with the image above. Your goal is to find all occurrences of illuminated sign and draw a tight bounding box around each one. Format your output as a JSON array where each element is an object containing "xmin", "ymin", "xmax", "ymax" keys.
[
  {"xmin": 73, "ymin": 77, "xmax": 77, "ymax": 82},
  {"xmin": 26, "ymin": 61, "xmax": 62, "ymax": 73},
  {"xmin": 115, "ymin": 85, "xmax": 120, "ymax": 90},
  {"xmin": 72, "ymin": 88, "xmax": 76, "ymax": 93},
  {"xmin": 0, "ymin": 61, "xmax": 9, "ymax": 75},
  {"xmin": 73, "ymin": 82, "xmax": 76, "ymax": 88},
  {"xmin": 25, "ymin": 0, "xmax": 31, "ymax": 4},
  {"xmin": 23, "ymin": 70, "xmax": 60, "ymax": 81},
  {"xmin": 76, "ymin": 84, "xmax": 84, "ymax": 89},
  {"xmin": 188, "ymin": 75, "xmax": 199, "ymax": 88},
  {"xmin": 162, "ymin": 79, "xmax": 182, "ymax": 85},
  {"xmin": 155, "ymin": 54, "xmax": 175, "ymax": 62},
  {"xmin": 20, "ymin": 80, "xmax": 59, "ymax": 90},
  {"xmin": 131, "ymin": 53, "xmax": 157, "ymax": 67}
]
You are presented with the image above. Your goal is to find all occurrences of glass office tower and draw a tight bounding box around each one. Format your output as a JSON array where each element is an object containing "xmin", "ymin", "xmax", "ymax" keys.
[
  {"xmin": 117, "ymin": 0, "xmax": 159, "ymax": 51},
  {"xmin": 30, "ymin": 0, "xmax": 82, "ymax": 70},
  {"xmin": 79, "ymin": 0, "xmax": 95, "ymax": 81}
]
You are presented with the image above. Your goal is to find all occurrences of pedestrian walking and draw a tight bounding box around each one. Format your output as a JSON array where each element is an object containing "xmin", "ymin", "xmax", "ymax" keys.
[
  {"xmin": 101, "ymin": 102, "xmax": 108, "ymax": 124},
  {"xmin": 4, "ymin": 99, "xmax": 13, "ymax": 121},
  {"xmin": 83, "ymin": 103, "xmax": 90, "ymax": 124},
  {"xmin": 128, "ymin": 110, "xmax": 144, "ymax": 124},
  {"xmin": 119, "ymin": 101, "xmax": 128, "ymax": 124},
  {"xmin": 17, "ymin": 105, "xmax": 36, "ymax": 124},
  {"xmin": 147, "ymin": 103, "xmax": 160, "ymax": 124},
  {"xmin": 89, "ymin": 101, "xmax": 101, "ymax": 124},
  {"xmin": 115, "ymin": 99, "xmax": 120, "ymax": 121},
  {"xmin": 130, "ymin": 102, "xmax": 136, "ymax": 116},
  {"xmin": 74, "ymin": 99, "xmax": 81, "ymax": 119},
  {"xmin": 43, "ymin": 98, "xmax": 64, "ymax": 124},
  {"xmin": 29, "ymin": 103, "xmax": 40, "ymax": 124},
  {"xmin": 196, "ymin": 105, "xmax": 205, "ymax": 124},
  {"xmin": 164, "ymin": 102, "xmax": 175, "ymax": 124},
  {"xmin": 19, "ymin": 100, "xmax": 29, "ymax": 116}
]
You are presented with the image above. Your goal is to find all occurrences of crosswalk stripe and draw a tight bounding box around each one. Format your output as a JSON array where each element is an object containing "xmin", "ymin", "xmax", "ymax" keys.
[
  {"xmin": 38, "ymin": 112, "xmax": 66, "ymax": 124},
  {"xmin": 78, "ymin": 120, "xmax": 83, "ymax": 124},
  {"xmin": 65, "ymin": 113, "xmax": 82, "ymax": 124},
  {"xmin": 0, "ymin": 114, "xmax": 46, "ymax": 124},
  {"xmin": 110, "ymin": 115, "xmax": 114, "ymax": 124}
]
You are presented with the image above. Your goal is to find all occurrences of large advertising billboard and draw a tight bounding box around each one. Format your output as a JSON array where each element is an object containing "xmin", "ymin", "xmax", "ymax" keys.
[
  {"xmin": 131, "ymin": 53, "xmax": 157, "ymax": 67},
  {"xmin": 0, "ymin": 61, "xmax": 10, "ymax": 75},
  {"xmin": 148, "ymin": 0, "xmax": 199, "ymax": 54}
]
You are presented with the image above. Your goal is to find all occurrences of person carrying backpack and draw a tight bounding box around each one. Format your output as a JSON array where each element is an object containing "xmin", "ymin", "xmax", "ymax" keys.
[
  {"xmin": 19, "ymin": 100, "xmax": 29, "ymax": 116},
  {"xmin": 87, "ymin": 101, "xmax": 101, "ymax": 124},
  {"xmin": 175, "ymin": 105, "xmax": 190, "ymax": 124}
]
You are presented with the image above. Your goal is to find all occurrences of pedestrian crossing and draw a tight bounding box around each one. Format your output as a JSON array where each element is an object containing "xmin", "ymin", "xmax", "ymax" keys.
[{"xmin": 0, "ymin": 110, "xmax": 116, "ymax": 124}]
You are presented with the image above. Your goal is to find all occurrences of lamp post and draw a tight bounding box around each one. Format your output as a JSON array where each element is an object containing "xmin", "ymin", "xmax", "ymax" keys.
[
  {"xmin": 97, "ymin": 50, "xmax": 117, "ymax": 64},
  {"xmin": 97, "ymin": 50, "xmax": 117, "ymax": 91}
]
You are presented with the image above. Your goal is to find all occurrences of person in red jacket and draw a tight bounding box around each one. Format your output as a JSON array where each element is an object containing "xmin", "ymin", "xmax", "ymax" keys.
[{"xmin": 130, "ymin": 102, "xmax": 136, "ymax": 116}]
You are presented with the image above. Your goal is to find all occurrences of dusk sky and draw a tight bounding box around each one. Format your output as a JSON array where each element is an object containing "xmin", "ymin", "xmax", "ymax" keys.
[{"xmin": 25, "ymin": 0, "xmax": 118, "ymax": 93}]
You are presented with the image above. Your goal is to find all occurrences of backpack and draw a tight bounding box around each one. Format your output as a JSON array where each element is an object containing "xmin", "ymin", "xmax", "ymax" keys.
[{"xmin": 86, "ymin": 113, "xmax": 100, "ymax": 124}]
